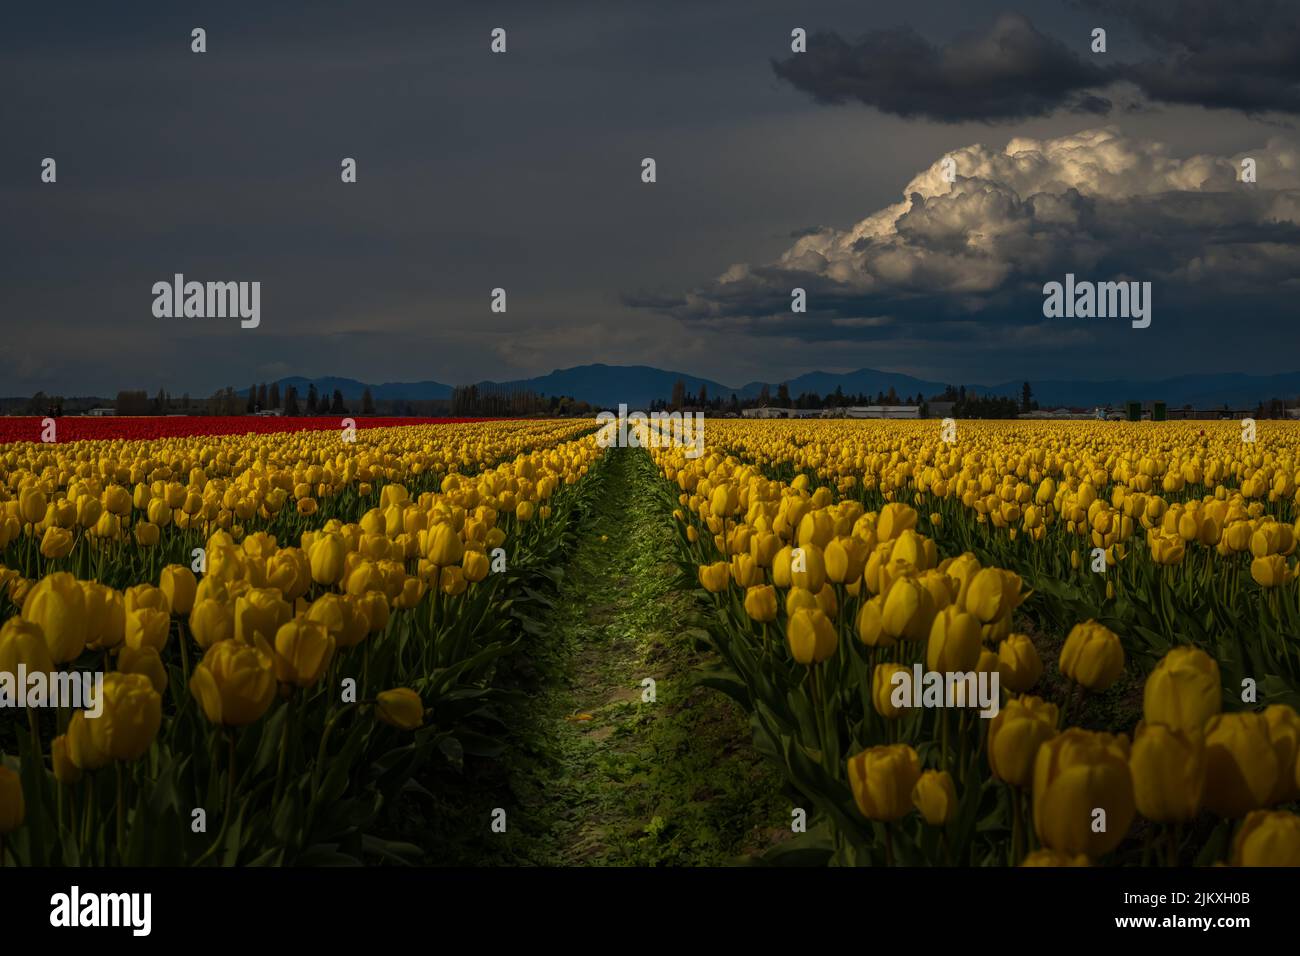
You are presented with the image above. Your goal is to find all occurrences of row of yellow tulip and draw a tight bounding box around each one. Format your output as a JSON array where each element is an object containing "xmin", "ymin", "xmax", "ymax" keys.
[
  {"xmin": 643, "ymin": 420, "xmax": 1300, "ymax": 866},
  {"xmin": 0, "ymin": 420, "xmax": 592, "ymax": 561},
  {"xmin": 0, "ymin": 422, "xmax": 605, "ymax": 865}
]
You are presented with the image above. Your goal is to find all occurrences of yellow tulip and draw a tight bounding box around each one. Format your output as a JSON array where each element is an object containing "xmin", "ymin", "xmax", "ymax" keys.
[
  {"xmin": 190, "ymin": 636, "xmax": 277, "ymax": 726},
  {"xmin": 51, "ymin": 735, "xmax": 82, "ymax": 786},
  {"xmin": 996, "ymin": 633, "xmax": 1042, "ymax": 693},
  {"xmin": 462, "ymin": 550, "xmax": 490, "ymax": 583},
  {"xmin": 375, "ymin": 688, "xmax": 425, "ymax": 730},
  {"xmin": 912, "ymin": 770, "xmax": 957, "ymax": 826},
  {"xmin": 1250, "ymin": 554, "xmax": 1292, "ymax": 587},
  {"xmin": 88, "ymin": 672, "xmax": 162, "ymax": 762},
  {"xmin": 881, "ymin": 576, "xmax": 933, "ymax": 641},
  {"xmin": 988, "ymin": 695, "xmax": 1059, "ymax": 788},
  {"xmin": 926, "ymin": 606, "xmax": 981, "ymax": 673},
  {"xmin": 1059, "ymin": 620, "xmax": 1124, "ymax": 692},
  {"xmin": 21, "ymin": 571, "xmax": 88, "ymax": 663},
  {"xmin": 425, "ymin": 522, "xmax": 464, "ymax": 566},
  {"xmin": 308, "ymin": 533, "xmax": 348, "ymax": 587},
  {"xmin": 872, "ymin": 663, "xmax": 910, "ymax": 719},
  {"xmin": 1202, "ymin": 712, "xmax": 1279, "ymax": 817},
  {"xmin": 0, "ymin": 617, "xmax": 55, "ymax": 678},
  {"xmin": 1231, "ymin": 810, "xmax": 1300, "ymax": 866},
  {"xmin": 234, "ymin": 588, "xmax": 292, "ymax": 645},
  {"xmin": 189, "ymin": 598, "xmax": 234, "ymax": 650},
  {"xmin": 786, "ymin": 607, "xmax": 837, "ymax": 665},
  {"xmin": 855, "ymin": 595, "xmax": 894, "ymax": 648},
  {"xmin": 272, "ymin": 618, "xmax": 335, "ymax": 688},
  {"xmin": 1032, "ymin": 729, "xmax": 1135, "ymax": 858},
  {"xmin": 117, "ymin": 645, "xmax": 168, "ymax": 695},
  {"xmin": 698, "ymin": 561, "xmax": 730, "ymax": 593},
  {"xmin": 159, "ymin": 564, "xmax": 198, "ymax": 615},
  {"xmin": 743, "ymin": 584, "xmax": 777, "ymax": 623},
  {"xmin": 67, "ymin": 710, "xmax": 110, "ymax": 771},
  {"xmin": 1142, "ymin": 646, "xmax": 1220, "ymax": 735},
  {"xmin": 125, "ymin": 607, "xmax": 170, "ymax": 652},
  {"xmin": 1130, "ymin": 722, "xmax": 1204, "ymax": 823},
  {"xmin": 39, "ymin": 526, "xmax": 74, "ymax": 559},
  {"xmin": 848, "ymin": 743, "xmax": 921, "ymax": 822},
  {"xmin": 1263, "ymin": 704, "xmax": 1300, "ymax": 804},
  {"xmin": 439, "ymin": 565, "xmax": 468, "ymax": 596}
]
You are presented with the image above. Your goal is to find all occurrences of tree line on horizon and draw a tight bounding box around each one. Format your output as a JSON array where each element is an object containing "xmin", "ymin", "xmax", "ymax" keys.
[
  {"xmin": 8, "ymin": 379, "xmax": 1300, "ymax": 420},
  {"xmin": 645, "ymin": 378, "xmax": 1038, "ymax": 418}
]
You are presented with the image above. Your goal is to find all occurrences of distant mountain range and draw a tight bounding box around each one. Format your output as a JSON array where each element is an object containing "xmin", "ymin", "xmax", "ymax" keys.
[{"xmin": 255, "ymin": 365, "xmax": 1300, "ymax": 410}]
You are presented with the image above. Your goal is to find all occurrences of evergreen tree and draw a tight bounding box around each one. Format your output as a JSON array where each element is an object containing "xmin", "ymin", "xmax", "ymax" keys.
[
  {"xmin": 306, "ymin": 384, "xmax": 319, "ymax": 414},
  {"xmin": 362, "ymin": 387, "xmax": 375, "ymax": 415},
  {"xmin": 268, "ymin": 382, "xmax": 280, "ymax": 410}
]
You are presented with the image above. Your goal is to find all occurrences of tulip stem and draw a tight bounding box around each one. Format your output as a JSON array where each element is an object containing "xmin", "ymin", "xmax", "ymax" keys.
[
  {"xmin": 115, "ymin": 762, "xmax": 127, "ymax": 862},
  {"xmin": 178, "ymin": 619, "xmax": 192, "ymax": 690},
  {"xmin": 883, "ymin": 824, "xmax": 894, "ymax": 866},
  {"xmin": 957, "ymin": 711, "xmax": 968, "ymax": 784},
  {"xmin": 1166, "ymin": 823, "xmax": 1180, "ymax": 867},
  {"xmin": 81, "ymin": 774, "xmax": 94, "ymax": 862},
  {"xmin": 312, "ymin": 704, "xmax": 355, "ymax": 794},
  {"xmin": 194, "ymin": 732, "xmax": 237, "ymax": 867},
  {"xmin": 273, "ymin": 695, "xmax": 294, "ymax": 807},
  {"xmin": 808, "ymin": 665, "xmax": 825, "ymax": 763},
  {"xmin": 27, "ymin": 708, "xmax": 44, "ymax": 771},
  {"xmin": 940, "ymin": 707, "xmax": 950, "ymax": 774},
  {"xmin": 1010, "ymin": 787, "xmax": 1024, "ymax": 864}
]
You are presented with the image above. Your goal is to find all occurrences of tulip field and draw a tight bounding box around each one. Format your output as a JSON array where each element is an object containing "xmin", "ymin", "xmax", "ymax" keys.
[
  {"xmin": 1, "ymin": 416, "xmax": 1299, "ymax": 866},
  {"xmin": 0, "ymin": 418, "xmax": 604, "ymax": 864},
  {"xmin": 652, "ymin": 418, "xmax": 1300, "ymax": 866}
]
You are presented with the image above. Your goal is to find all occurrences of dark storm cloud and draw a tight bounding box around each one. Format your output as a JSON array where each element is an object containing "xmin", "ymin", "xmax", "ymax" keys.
[
  {"xmin": 775, "ymin": 2, "xmax": 1300, "ymax": 122},
  {"xmin": 1082, "ymin": 0, "xmax": 1300, "ymax": 116},
  {"xmin": 771, "ymin": 13, "xmax": 1115, "ymax": 123}
]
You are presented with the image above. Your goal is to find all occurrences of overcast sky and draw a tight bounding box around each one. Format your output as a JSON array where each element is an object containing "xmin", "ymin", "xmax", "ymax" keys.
[{"xmin": 3, "ymin": 0, "xmax": 1298, "ymax": 395}]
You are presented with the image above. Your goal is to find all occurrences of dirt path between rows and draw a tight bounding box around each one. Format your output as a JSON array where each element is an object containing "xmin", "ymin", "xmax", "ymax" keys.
[{"xmin": 493, "ymin": 447, "xmax": 788, "ymax": 865}]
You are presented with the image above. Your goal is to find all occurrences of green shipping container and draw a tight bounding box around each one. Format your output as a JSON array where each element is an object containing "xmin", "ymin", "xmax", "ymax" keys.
[
  {"xmin": 1127, "ymin": 401, "xmax": 1142, "ymax": 422},
  {"xmin": 1153, "ymin": 402, "xmax": 1167, "ymax": 421}
]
